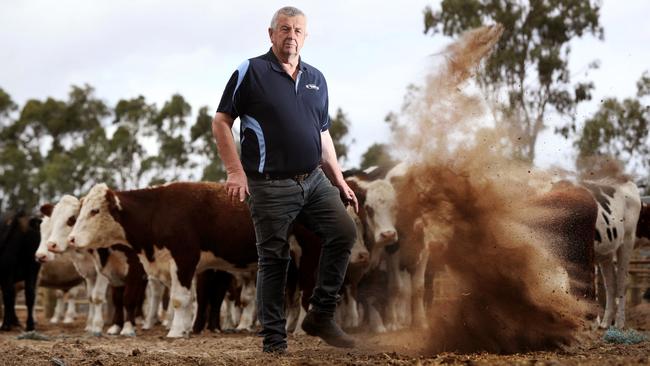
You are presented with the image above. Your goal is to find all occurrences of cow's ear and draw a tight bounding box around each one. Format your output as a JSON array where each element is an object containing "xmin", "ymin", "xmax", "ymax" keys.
[
  {"xmin": 346, "ymin": 178, "xmax": 367, "ymax": 205},
  {"xmin": 106, "ymin": 189, "xmax": 116, "ymax": 209},
  {"xmin": 40, "ymin": 203, "xmax": 54, "ymax": 217},
  {"xmin": 105, "ymin": 189, "xmax": 121, "ymax": 215}
]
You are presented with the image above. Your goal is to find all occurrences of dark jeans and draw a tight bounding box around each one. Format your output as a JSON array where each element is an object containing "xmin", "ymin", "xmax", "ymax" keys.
[{"xmin": 247, "ymin": 168, "xmax": 356, "ymax": 349}]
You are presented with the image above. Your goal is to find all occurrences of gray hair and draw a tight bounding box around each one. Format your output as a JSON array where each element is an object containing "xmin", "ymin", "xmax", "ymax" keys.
[{"xmin": 270, "ymin": 6, "xmax": 305, "ymax": 29}]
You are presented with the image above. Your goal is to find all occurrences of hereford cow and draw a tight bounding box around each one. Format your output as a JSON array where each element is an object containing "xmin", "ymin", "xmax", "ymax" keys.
[
  {"xmin": 344, "ymin": 172, "xmax": 402, "ymax": 332},
  {"xmin": 36, "ymin": 196, "xmax": 150, "ymax": 336},
  {"xmin": 0, "ymin": 211, "xmax": 41, "ymax": 331},
  {"xmin": 583, "ymin": 179, "xmax": 642, "ymax": 328},
  {"xmin": 68, "ymin": 182, "xmax": 258, "ymax": 337}
]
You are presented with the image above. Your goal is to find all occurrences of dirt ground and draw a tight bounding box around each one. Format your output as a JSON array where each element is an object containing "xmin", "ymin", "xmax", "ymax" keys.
[{"xmin": 0, "ymin": 303, "xmax": 649, "ymax": 366}]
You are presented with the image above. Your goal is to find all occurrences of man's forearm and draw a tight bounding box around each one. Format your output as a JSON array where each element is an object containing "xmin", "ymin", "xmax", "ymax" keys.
[
  {"xmin": 212, "ymin": 117, "xmax": 244, "ymax": 175},
  {"xmin": 322, "ymin": 157, "xmax": 345, "ymax": 186},
  {"xmin": 320, "ymin": 131, "xmax": 346, "ymax": 186}
]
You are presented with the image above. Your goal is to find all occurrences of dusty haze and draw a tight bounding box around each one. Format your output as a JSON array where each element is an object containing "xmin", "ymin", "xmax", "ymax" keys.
[{"xmin": 390, "ymin": 25, "xmax": 589, "ymax": 354}]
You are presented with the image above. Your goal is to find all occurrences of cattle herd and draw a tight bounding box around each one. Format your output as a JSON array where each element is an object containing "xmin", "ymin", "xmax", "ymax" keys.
[{"xmin": 1, "ymin": 163, "xmax": 649, "ymax": 346}]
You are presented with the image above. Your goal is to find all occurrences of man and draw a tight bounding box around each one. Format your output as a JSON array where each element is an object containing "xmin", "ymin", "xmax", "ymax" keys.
[{"xmin": 212, "ymin": 6, "xmax": 359, "ymax": 354}]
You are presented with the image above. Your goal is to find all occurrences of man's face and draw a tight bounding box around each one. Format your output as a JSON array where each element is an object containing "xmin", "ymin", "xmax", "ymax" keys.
[{"xmin": 269, "ymin": 14, "xmax": 307, "ymax": 59}]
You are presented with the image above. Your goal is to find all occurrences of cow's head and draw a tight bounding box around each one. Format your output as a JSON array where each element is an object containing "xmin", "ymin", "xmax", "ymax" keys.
[
  {"xmin": 638, "ymin": 202, "xmax": 650, "ymax": 240},
  {"xmin": 347, "ymin": 177, "xmax": 398, "ymax": 254},
  {"xmin": 68, "ymin": 183, "xmax": 127, "ymax": 249},
  {"xmin": 346, "ymin": 206, "xmax": 369, "ymax": 266},
  {"xmin": 35, "ymin": 203, "xmax": 55, "ymax": 263},
  {"xmin": 36, "ymin": 196, "xmax": 81, "ymax": 257}
]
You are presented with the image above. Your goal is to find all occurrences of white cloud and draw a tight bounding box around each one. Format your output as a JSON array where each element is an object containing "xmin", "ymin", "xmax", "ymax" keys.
[{"xmin": 1, "ymin": 0, "xmax": 648, "ymax": 171}]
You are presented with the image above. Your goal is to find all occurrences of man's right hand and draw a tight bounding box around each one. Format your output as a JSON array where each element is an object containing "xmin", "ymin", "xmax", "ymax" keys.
[{"xmin": 226, "ymin": 171, "xmax": 249, "ymax": 204}]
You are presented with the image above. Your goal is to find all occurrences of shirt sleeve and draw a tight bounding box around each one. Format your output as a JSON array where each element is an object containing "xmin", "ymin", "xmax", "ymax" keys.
[
  {"xmin": 217, "ymin": 60, "xmax": 250, "ymax": 120},
  {"xmin": 319, "ymin": 77, "xmax": 330, "ymax": 132}
]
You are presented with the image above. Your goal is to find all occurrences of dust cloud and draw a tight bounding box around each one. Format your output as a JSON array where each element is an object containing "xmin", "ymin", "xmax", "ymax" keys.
[{"xmin": 391, "ymin": 25, "xmax": 589, "ymax": 353}]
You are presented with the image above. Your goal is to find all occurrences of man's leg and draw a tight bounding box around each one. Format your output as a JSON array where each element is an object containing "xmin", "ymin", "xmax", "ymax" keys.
[
  {"xmin": 248, "ymin": 178, "xmax": 303, "ymax": 352},
  {"xmin": 297, "ymin": 170, "xmax": 357, "ymax": 347}
]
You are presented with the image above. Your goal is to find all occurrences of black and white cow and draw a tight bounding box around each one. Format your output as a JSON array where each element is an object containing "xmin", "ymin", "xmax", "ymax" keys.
[{"xmin": 583, "ymin": 179, "xmax": 642, "ymax": 328}]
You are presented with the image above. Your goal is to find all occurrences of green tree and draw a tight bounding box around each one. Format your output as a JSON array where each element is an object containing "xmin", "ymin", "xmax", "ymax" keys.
[
  {"xmin": 33, "ymin": 85, "xmax": 111, "ymax": 199},
  {"xmin": 147, "ymin": 94, "xmax": 193, "ymax": 184},
  {"xmin": 0, "ymin": 85, "xmax": 112, "ymax": 209},
  {"xmin": 329, "ymin": 108, "xmax": 353, "ymax": 162},
  {"xmin": 0, "ymin": 87, "xmax": 17, "ymax": 126},
  {"xmin": 110, "ymin": 96, "xmax": 156, "ymax": 189},
  {"xmin": 360, "ymin": 143, "xmax": 396, "ymax": 170},
  {"xmin": 576, "ymin": 72, "xmax": 649, "ymax": 188},
  {"xmin": 423, "ymin": 0, "xmax": 603, "ymax": 162},
  {"xmin": 191, "ymin": 106, "xmax": 226, "ymax": 181}
]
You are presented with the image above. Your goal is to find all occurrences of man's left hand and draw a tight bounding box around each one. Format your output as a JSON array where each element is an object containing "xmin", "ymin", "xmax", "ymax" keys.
[{"xmin": 336, "ymin": 181, "xmax": 359, "ymax": 213}]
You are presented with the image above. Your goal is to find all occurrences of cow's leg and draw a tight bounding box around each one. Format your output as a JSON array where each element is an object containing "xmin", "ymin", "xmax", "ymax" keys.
[
  {"xmin": 121, "ymin": 265, "xmax": 147, "ymax": 337},
  {"xmin": 207, "ymin": 271, "xmax": 231, "ymax": 332},
  {"xmin": 107, "ymin": 286, "xmax": 125, "ymax": 335},
  {"xmin": 236, "ymin": 278, "xmax": 256, "ymax": 332},
  {"xmin": 385, "ymin": 253, "xmax": 403, "ymax": 331},
  {"xmin": 50, "ymin": 290, "xmax": 65, "ymax": 324},
  {"xmin": 293, "ymin": 304, "xmax": 308, "ymax": 335},
  {"xmin": 167, "ymin": 259, "xmax": 196, "ymax": 338},
  {"xmin": 82, "ymin": 277, "xmax": 96, "ymax": 332},
  {"xmin": 163, "ymin": 302, "xmax": 174, "ymax": 330},
  {"xmin": 341, "ymin": 286, "xmax": 357, "ymax": 328},
  {"xmin": 347, "ymin": 287, "xmax": 360, "ymax": 328},
  {"xmin": 221, "ymin": 298, "xmax": 237, "ymax": 330},
  {"xmin": 143, "ymin": 278, "xmax": 163, "ymax": 330},
  {"xmin": 285, "ymin": 290, "xmax": 300, "ymax": 333},
  {"xmin": 1, "ymin": 277, "xmax": 18, "ymax": 330},
  {"xmin": 399, "ymin": 270, "xmax": 412, "ymax": 328},
  {"xmin": 24, "ymin": 267, "xmax": 39, "ymax": 331},
  {"xmin": 192, "ymin": 271, "xmax": 209, "ymax": 334},
  {"xmin": 614, "ymin": 241, "xmax": 634, "ymax": 328},
  {"xmin": 89, "ymin": 274, "xmax": 110, "ymax": 335},
  {"xmin": 366, "ymin": 299, "xmax": 387, "ymax": 333},
  {"xmin": 411, "ymin": 246, "xmax": 430, "ymax": 329},
  {"xmin": 598, "ymin": 258, "xmax": 616, "ymax": 328},
  {"xmin": 63, "ymin": 286, "xmax": 79, "ymax": 324}
]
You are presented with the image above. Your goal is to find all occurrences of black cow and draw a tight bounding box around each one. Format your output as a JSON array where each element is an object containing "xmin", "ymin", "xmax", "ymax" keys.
[{"xmin": 0, "ymin": 211, "xmax": 41, "ymax": 331}]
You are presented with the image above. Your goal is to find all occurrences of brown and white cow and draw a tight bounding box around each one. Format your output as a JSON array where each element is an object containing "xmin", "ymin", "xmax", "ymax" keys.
[
  {"xmin": 344, "ymin": 170, "xmax": 402, "ymax": 332},
  {"xmin": 68, "ymin": 182, "xmax": 258, "ymax": 338},
  {"xmin": 36, "ymin": 196, "xmax": 151, "ymax": 336},
  {"xmin": 583, "ymin": 179, "xmax": 641, "ymax": 328}
]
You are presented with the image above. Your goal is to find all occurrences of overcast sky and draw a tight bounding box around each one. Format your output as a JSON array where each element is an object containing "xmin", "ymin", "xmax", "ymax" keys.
[{"xmin": 1, "ymin": 0, "xmax": 649, "ymax": 171}]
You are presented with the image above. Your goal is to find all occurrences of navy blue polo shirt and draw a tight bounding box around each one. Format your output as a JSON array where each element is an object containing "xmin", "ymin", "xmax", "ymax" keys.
[{"xmin": 217, "ymin": 48, "xmax": 330, "ymax": 175}]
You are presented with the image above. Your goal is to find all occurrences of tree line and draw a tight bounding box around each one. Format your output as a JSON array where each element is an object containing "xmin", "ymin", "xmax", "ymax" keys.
[{"xmin": 0, "ymin": 84, "xmax": 360, "ymax": 212}]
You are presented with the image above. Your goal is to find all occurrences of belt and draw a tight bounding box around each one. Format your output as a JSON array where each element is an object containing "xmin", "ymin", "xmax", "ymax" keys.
[{"xmin": 247, "ymin": 167, "xmax": 318, "ymax": 183}]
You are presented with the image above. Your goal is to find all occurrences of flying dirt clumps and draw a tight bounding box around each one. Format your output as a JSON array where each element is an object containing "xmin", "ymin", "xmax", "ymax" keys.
[{"xmin": 392, "ymin": 25, "xmax": 588, "ymax": 354}]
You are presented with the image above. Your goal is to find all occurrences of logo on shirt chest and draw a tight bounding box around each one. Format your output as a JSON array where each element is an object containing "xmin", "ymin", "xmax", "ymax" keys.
[{"xmin": 305, "ymin": 83, "xmax": 320, "ymax": 91}]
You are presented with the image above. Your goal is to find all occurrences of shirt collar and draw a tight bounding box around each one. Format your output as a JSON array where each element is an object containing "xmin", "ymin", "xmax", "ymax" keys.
[{"xmin": 266, "ymin": 48, "xmax": 307, "ymax": 73}]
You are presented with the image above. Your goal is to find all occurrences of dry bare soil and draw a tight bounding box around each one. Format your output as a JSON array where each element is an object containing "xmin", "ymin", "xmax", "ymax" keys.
[{"xmin": 0, "ymin": 303, "xmax": 649, "ymax": 366}]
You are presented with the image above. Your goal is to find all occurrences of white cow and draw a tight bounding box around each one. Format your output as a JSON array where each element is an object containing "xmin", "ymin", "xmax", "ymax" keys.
[{"xmin": 584, "ymin": 179, "xmax": 642, "ymax": 328}]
